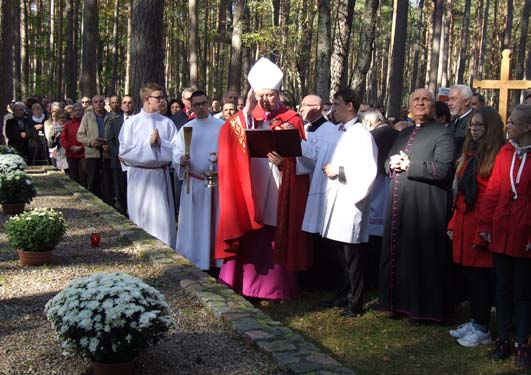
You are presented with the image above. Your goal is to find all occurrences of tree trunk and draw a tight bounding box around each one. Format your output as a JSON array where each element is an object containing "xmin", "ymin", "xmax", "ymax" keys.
[
  {"xmin": 428, "ymin": 0, "xmax": 444, "ymax": 95},
  {"xmin": 228, "ymin": 0, "xmax": 243, "ymax": 93},
  {"xmin": 513, "ymin": 0, "xmax": 529, "ymax": 104},
  {"xmin": 478, "ymin": 0, "xmax": 490, "ymax": 79},
  {"xmin": 188, "ymin": 0, "xmax": 198, "ymax": 88},
  {"xmin": 330, "ymin": 0, "xmax": 355, "ymax": 96},
  {"xmin": 0, "ymin": 0, "xmax": 14, "ymax": 116},
  {"xmin": 50, "ymin": 0, "xmax": 56, "ymax": 98},
  {"xmin": 409, "ymin": 0, "xmax": 424, "ymax": 93},
  {"xmin": 439, "ymin": 1, "xmax": 450, "ymax": 88},
  {"xmin": 351, "ymin": 0, "xmax": 379, "ymax": 98},
  {"xmin": 56, "ymin": 0, "xmax": 64, "ymax": 99},
  {"xmin": 502, "ymin": 0, "xmax": 512, "ymax": 50},
  {"xmin": 456, "ymin": 0, "xmax": 470, "ymax": 83},
  {"xmin": 20, "ymin": 1, "xmax": 29, "ymax": 96},
  {"xmin": 387, "ymin": 0, "xmax": 408, "ymax": 119},
  {"xmin": 80, "ymin": 0, "xmax": 98, "ymax": 96},
  {"xmin": 13, "ymin": 2, "xmax": 22, "ymax": 99},
  {"xmin": 110, "ymin": 0, "xmax": 119, "ymax": 95},
  {"xmin": 125, "ymin": 0, "xmax": 132, "ymax": 95},
  {"xmin": 64, "ymin": 0, "xmax": 76, "ymax": 99},
  {"xmin": 315, "ymin": 0, "xmax": 331, "ymax": 99},
  {"xmin": 129, "ymin": 0, "xmax": 165, "ymax": 106}
]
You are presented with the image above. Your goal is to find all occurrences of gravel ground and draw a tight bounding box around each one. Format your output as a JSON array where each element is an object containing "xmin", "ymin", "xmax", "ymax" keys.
[{"xmin": 0, "ymin": 174, "xmax": 281, "ymax": 375}]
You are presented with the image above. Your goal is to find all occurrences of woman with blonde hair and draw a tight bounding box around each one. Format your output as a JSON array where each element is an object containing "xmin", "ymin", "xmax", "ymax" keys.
[{"xmin": 447, "ymin": 106, "xmax": 505, "ymax": 347}]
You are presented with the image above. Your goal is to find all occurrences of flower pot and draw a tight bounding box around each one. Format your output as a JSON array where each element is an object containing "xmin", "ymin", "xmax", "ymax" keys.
[
  {"xmin": 93, "ymin": 359, "xmax": 135, "ymax": 375},
  {"xmin": 2, "ymin": 202, "xmax": 25, "ymax": 215},
  {"xmin": 17, "ymin": 249, "xmax": 53, "ymax": 266}
]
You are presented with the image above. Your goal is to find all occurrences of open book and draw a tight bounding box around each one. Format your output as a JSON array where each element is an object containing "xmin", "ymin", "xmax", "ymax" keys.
[{"xmin": 245, "ymin": 128, "xmax": 302, "ymax": 158}]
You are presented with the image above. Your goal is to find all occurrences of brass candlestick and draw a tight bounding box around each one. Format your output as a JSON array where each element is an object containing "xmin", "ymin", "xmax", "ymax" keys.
[{"xmin": 183, "ymin": 127, "xmax": 193, "ymax": 193}]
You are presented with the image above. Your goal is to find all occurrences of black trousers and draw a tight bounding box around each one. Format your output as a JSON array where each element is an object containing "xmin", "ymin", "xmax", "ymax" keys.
[
  {"xmin": 334, "ymin": 240, "xmax": 367, "ymax": 313},
  {"xmin": 66, "ymin": 157, "xmax": 87, "ymax": 187},
  {"xmin": 86, "ymin": 158, "xmax": 114, "ymax": 206},
  {"xmin": 463, "ymin": 266, "xmax": 495, "ymax": 327},
  {"xmin": 493, "ymin": 253, "xmax": 531, "ymax": 345},
  {"xmin": 112, "ymin": 167, "xmax": 127, "ymax": 216}
]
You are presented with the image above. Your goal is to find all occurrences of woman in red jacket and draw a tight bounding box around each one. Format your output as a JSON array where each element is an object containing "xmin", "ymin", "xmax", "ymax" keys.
[
  {"xmin": 478, "ymin": 104, "xmax": 530, "ymax": 369},
  {"xmin": 60, "ymin": 103, "xmax": 87, "ymax": 187},
  {"xmin": 447, "ymin": 106, "xmax": 505, "ymax": 347}
]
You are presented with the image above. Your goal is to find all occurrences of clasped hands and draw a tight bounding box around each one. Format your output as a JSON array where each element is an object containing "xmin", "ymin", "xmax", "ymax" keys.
[
  {"xmin": 150, "ymin": 128, "xmax": 161, "ymax": 147},
  {"xmin": 389, "ymin": 151, "xmax": 410, "ymax": 172}
]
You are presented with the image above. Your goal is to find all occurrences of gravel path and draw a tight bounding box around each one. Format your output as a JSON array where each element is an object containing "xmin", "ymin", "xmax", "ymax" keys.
[{"xmin": 0, "ymin": 172, "xmax": 281, "ymax": 375}]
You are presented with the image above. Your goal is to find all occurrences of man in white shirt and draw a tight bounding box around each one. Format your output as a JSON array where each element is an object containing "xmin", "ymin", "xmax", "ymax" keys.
[
  {"xmin": 321, "ymin": 88, "xmax": 378, "ymax": 317},
  {"xmin": 175, "ymin": 90, "xmax": 224, "ymax": 270}
]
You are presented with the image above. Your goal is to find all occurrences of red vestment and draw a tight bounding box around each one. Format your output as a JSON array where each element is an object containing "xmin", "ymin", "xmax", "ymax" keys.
[{"xmin": 215, "ymin": 106, "xmax": 312, "ymax": 271}]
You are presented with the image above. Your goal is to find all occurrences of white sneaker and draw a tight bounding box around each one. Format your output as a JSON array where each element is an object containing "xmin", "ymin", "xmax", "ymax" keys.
[
  {"xmin": 457, "ymin": 329, "xmax": 492, "ymax": 347},
  {"xmin": 449, "ymin": 322, "xmax": 474, "ymax": 338}
]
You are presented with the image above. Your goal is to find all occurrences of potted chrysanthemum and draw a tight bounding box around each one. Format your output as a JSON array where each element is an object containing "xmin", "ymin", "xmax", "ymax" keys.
[
  {"xmin": 0, "ymin": 153, "xmax": 27, "ymax": 173},
  {"xmin": 5, "ymin": 208, "xmax": 66, "ymax": 266},
  {"xmin": 45, "ymin": 272, "xmax": 175, "ymax": 374},
  {"xmin": 0, "ymin": 170, "xmax": 37, "ymax": 214}
]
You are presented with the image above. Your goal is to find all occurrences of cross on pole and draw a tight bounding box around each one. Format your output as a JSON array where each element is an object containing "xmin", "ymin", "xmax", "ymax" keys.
[{"xmin": 473, "ymin": 49, "xmax": 531, "ymax": 125}]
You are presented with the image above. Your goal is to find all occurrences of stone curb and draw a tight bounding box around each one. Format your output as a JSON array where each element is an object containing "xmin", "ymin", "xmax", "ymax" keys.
[{"xmin": 42, "ymin": 170, "xmax": 356, "ymax": 375}]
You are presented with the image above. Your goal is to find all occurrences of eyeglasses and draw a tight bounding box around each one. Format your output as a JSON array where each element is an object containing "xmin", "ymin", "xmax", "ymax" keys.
[
  {"xmin": 149, "ymin": 95, "xmax": 167, "ymax": 101},
  {"xmin": 182, "ymin": 96, "xmax": 192, "ymax": 101},
  {"xmin": 468, "ymin": 122, "xmax": 485, "ymax": 129},
  {"xmin": 192, "ymin": 101, "xmax": 209, "ymax": 108},
  {"xmin": 507, "ymin": 120, "xmax": 527, "ymax": 127},
  {"xmin": 300, "ymin": 103, "xmax": 318, "ymax": 108}
]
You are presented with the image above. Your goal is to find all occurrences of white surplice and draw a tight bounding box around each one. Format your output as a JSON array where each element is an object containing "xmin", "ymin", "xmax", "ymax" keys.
[
  {"xmin": 175, "ymin": 115, "xmax": 224, "ymax": 270},
  {"xmin": 118, "ymin": 110, "xmax": 178, "ymax": 248},
  {"xmin": 298, "ymin": 121, "xmax": 342, "ymax": 233},
  {"xmin": 321, "ymin": 119, "xmax": 378, "ymax": 244}
]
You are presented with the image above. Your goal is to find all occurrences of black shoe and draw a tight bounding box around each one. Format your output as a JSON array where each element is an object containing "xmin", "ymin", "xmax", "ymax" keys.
[
  {"xmin": 491, "ymin": 338, "xmax": 511, "ymax": 360},
  {"xmin": 319, "ymin": 297, "xmax": 348, "ymax": 308},
  {"xmin": 339, "ymin": 307, "xmax": 363, "ymax": 318},
  {"xmin": 515, "ymin": 343, "xmax": 530, "ymax": 369}
]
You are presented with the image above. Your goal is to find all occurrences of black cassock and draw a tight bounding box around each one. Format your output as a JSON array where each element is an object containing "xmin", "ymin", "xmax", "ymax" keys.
[{"xmin": 378, "ymin": 121, "xmax": 455, "ymax": 321}]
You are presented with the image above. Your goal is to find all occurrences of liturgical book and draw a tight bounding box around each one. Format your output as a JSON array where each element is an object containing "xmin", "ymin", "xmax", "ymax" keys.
[{"xmin": 245, "ymin": 128, "xmax": 302, "ymax": 158}]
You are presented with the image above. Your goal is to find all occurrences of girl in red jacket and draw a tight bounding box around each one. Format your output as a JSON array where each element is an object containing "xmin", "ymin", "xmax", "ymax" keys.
[
  {"xmin": 478, "ymin": 104, "xmax": 530, "ymax": 369},
  {"xmin": 447, "ymin": 106, "xmax": 505, "ymax": 347}
]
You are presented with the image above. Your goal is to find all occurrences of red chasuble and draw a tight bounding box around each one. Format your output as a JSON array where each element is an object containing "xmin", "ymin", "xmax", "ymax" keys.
[{"xmin": 215, "ymin": 105, "xmax": 312, "ymax": 271}]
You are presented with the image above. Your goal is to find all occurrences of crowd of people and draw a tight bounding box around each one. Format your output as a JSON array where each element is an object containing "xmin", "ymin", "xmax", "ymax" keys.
[{"xmin": 2, "ymin": 58, "xmax": 530, "ymax": 369}]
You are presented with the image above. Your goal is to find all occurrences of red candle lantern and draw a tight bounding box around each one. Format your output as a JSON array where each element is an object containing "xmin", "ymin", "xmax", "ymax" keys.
[{"xmin": 90, "ymin": 233, "xmax": 101, "ymax": 248}]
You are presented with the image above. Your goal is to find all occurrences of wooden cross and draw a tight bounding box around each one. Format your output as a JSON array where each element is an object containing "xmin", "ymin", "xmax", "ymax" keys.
[{"xmin": 473, "ymin": 49, "xmax": 531, "ymax": 125}]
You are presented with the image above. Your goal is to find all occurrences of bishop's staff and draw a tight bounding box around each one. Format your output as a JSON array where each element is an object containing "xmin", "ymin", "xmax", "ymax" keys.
[{"xmin": 183, "ymin": 127, "xmax": 193, "ymax": 193}]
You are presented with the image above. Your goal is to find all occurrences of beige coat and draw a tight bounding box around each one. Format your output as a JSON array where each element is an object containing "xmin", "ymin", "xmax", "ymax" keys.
[{"xmin": 76, "ymin": 110, "xmax": 115, "ymax": 159}]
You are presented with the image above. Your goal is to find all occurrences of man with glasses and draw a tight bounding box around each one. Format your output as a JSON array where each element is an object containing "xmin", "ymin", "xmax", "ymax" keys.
[
  {"xmin": 119, "ymin": 83, "xmax": 178, "ymax": 249},
  {"xmin": 80, "ymin": 96, "xmax": 91, "ymax": 109},
  {"xmin": 77, "ymin": 94, "xmax": 115, "ymax": 205},
  {"xmin": 175, "ymin": 90, "xmax": 224, "ymax": 270}
]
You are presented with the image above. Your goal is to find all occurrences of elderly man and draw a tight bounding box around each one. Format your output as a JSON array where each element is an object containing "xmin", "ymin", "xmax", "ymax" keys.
[
  {"xmin": 216, "ymin": 57, "xmax": 312, "ymax": 300},
  {"xmin": 175, "ymin": 90, "xmax": 224, "ymax": 270},
  {"xmin": 181, "ymin": 87, "xmax": 197, "ymax": 120},
  {"xmin": 119, "ymin": 83, "xmax": 178, "ymax": 248},
  {"xmin": 77, "ymin": 94, "xmax": 114, "ymax": 205},
  {"xmin": 378, "ymin": 88, "xmax": 455, "ymax": 322},
  {"xmin": 448, "ymin": 84, "xmax": 473, "ymax": 155}
]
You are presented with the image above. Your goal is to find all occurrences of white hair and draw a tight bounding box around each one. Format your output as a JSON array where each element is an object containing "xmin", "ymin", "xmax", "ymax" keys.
[{"xmin": 450, "ymin": 84, "xmax": 473, "ymax": 100}]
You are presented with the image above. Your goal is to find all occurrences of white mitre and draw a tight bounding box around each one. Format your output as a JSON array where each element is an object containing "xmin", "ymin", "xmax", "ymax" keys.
[{"xmin": 247, "ymin": 57, "xmax": 283, "ymax": 91}]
